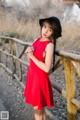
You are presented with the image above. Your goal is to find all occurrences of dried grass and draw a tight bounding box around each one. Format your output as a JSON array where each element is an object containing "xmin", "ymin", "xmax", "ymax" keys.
[
  {"xmin": 0, "ymin": 10, "xmax": 40, "ymax": 40},
  {"xmin": 0, "ymin": 8, "xmax": 80, "ymax": 52},
  {"xmin": 57, "ymin": 22, "xmax": 80, "ymax": 52}
]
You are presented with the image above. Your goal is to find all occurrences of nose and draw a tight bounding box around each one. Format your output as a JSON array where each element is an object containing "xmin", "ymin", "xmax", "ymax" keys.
[{"xmin": 45, "ymin": 29, "xmax": 48, "ymax": 33}]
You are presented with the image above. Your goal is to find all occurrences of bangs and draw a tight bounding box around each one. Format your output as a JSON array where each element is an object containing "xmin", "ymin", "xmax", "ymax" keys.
[{"xmin": 41, "ymin": 20, "xmax": 54, "ymax": 30}]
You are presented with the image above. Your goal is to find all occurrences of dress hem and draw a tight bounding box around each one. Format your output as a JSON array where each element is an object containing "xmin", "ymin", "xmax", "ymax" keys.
[{"xmin": 24, "ymin": 100, "xmax": 54, "ymax": 110}]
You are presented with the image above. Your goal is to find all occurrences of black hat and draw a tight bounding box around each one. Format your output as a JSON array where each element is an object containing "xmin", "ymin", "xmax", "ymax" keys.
[{"xmin": 39, "ymin": 16, "xmax": 62, "ymax": 39}]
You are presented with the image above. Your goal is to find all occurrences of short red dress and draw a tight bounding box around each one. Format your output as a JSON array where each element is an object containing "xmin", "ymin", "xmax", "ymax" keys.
[{"xmin": 24, "ymin": 38, "xmax": 54, "ymax": 110}]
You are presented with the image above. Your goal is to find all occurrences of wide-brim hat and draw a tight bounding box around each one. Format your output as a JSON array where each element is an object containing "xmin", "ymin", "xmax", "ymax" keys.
[{"xmin": 39, "ymin": 16, "xmax": 62, "ymax": 39}]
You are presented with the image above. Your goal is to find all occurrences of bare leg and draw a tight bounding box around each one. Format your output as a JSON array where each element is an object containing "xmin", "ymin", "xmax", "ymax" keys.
[
  {"xmin": 43, "ymin": 108, "xmax": 47, "ymax": 120},
  {"xmin": 33, "ymin": 106, "xmax": 47, "ymax": 120}
]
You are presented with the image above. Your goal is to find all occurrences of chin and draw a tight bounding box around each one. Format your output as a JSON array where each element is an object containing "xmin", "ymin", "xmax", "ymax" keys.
[{"xmin": 42, "ymin": 36, "xmax": 47, "ymax": 39}]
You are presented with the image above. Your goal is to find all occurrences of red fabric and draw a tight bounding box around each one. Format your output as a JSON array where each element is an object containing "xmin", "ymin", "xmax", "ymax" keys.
[{"xmin": 24, "ymin": 38, "xmax": 54, "ymax": 110}]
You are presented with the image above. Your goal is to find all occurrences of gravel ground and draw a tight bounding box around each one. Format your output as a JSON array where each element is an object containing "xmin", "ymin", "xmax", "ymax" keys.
[
  {"xmin": 0, "ymin": 42, "xmax": 80, "ymax": 120},
  {"xmin": 0, "ymin": 65, "xmax": 80, "ymax": 120},
  {"xmin": 0, "ymin": 67, "xmax": 35, "ymax": 120}
]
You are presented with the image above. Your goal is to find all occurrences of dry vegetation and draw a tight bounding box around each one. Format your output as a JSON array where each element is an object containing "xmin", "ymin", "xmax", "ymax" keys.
[
  {"xmin": 0, "ymin": 7, "xmax": 40, "ymax": 40},
  {"xmin": 0, "ymin": 1, "xmax": 80, "ymax": 52},
  {"xmin": 57, "ymin": 22, "xmax": 80, "ymax": 52}
]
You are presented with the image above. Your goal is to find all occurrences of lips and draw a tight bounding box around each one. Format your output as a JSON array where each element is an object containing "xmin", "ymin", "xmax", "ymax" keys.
[{"xmin": 43, "ymin": 34, "xmax": 46, "ymax": 36}]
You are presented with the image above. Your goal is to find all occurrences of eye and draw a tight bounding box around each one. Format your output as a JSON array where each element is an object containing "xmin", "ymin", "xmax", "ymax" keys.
[
  {"xmin": 49, "ymin": 29, "xmax": 53, "ymax": 32},
  {"xmin": 43, "ymin": 25, "xmax": 46, "ymax": 28}
]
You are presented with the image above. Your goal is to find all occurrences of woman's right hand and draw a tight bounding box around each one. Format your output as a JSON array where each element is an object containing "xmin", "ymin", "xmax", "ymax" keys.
[
  {"xmin": 25, "ymin": 46, "xmax": 34, "ymax": 55},
  {"xmin": 25, "ymin": 46, "xmax": 32, "ymax": 54}
]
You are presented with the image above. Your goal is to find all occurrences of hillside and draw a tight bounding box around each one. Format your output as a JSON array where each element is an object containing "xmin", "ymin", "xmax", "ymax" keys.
[
  {"xmin": 0, "ymin": 1, "xmax": 80, "ymax": 53},
  {"xmin": 0, "ymin": 1, "xmax": 80, "ymax": 120}
]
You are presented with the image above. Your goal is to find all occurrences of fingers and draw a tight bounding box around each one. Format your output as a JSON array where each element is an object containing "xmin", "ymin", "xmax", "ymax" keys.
[
  {"xmin": 25, "ymin": 46, "xmax": 34, "ymax": 54},
  {"xmin": 25, "ymin": 46, "xmax": 31, "ymax": 53},
  {"xmin": 27, "ymin": 51, "xmax": 33, "ymax": 59}
]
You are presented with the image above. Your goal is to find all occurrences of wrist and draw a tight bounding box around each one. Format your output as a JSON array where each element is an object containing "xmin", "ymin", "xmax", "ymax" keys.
[
  {"xmin": 30, "ymin": 54, "xmax": 34, "ymax": 59},
  {"xmin": 30, "ymin": 55, "xmax": 39, "ymax": 63}
]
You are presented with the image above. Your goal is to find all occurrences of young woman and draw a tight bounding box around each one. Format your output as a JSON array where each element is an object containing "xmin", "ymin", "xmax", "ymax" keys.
[{"xmin": 24, "ymin": 16, "xmax": 62, "ymax": 120}]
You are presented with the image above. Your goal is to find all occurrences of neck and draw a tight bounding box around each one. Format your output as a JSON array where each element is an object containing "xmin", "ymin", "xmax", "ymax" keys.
[{"xmin": 40, "ymin": 38, "xmax": 51, "ymax": 41}]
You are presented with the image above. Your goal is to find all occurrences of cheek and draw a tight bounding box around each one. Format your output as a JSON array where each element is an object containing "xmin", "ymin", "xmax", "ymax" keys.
[
  {"xmin": 41, "ymin": 28, "xmax": 45, "ymax": 35},
  {"xmin": 41, "ymin": 28, "xmax": 44, "ymax": 33},
  {"xmin": 51, "ymin": 32, "xmax": 54, "ymax": 37},
  {"xmin": 49, "ymin": 32, "xmax": 53, "ymax": 36}
]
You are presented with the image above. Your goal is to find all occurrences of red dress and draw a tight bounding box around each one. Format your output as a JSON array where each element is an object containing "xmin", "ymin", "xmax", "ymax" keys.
[{"xmin": 24, "ymin": 38, "xmax": 54, "ymax": 110}]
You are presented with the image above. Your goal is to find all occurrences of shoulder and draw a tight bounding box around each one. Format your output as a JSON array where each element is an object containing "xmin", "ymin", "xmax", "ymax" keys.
[
  {"xmin": 33, "ymin": 38, "xmax": 40, "ymax": 42},
  {"xmin": 32, "ymin": 38, "xmax": 40, "ymax": 45},
  {"xmin": 46, "ymin": 42, "xmax": 54, "ymax": 51}
]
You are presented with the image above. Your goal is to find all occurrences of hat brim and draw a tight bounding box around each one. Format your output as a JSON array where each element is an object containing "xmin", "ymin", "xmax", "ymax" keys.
[
  {"xmin": 39, "ymin": 18, "xmax": 50, "ymax": 26},
  {"xmin": 39, "ymin": 17, "xmax": 60, "ymax": 26}
]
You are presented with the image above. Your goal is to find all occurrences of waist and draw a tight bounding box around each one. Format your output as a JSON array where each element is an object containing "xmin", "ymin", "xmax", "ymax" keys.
[{"xmin": 29, "ymin": 60, "xmax": 48, "ymax": 75}]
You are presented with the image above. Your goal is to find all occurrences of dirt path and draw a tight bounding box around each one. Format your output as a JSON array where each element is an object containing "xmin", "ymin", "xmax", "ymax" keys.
[
  {"xmin": 0, "ymin": 67, "xmax": 80, "ymax": 120},
  {"xmin": 0, "ymin": 67, "xmax": 53, "ymax": 120},
  {"xmin": 0, "ymin": 67, "xmax": 35, "ymax": 120}
]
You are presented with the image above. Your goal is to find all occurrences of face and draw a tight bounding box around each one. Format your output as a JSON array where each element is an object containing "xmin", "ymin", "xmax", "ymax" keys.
[{"xmin": 41, "ymin": 22, "xmax": 54, "ymax": 40}]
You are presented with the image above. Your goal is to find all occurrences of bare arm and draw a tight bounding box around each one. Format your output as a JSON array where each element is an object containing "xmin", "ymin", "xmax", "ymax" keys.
[{"xmin": 27, "ymin": 43, "xmax": 54, "ymax": 73}]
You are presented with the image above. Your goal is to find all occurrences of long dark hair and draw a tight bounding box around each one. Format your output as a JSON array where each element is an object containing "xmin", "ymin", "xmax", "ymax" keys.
[
  {"xmin": 40, "ymin": 17, "xmax": 62, "ymax": 73},
  {"xmin": 52, "ymin": 39, "xmax": 56, "ymax": 72}
]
